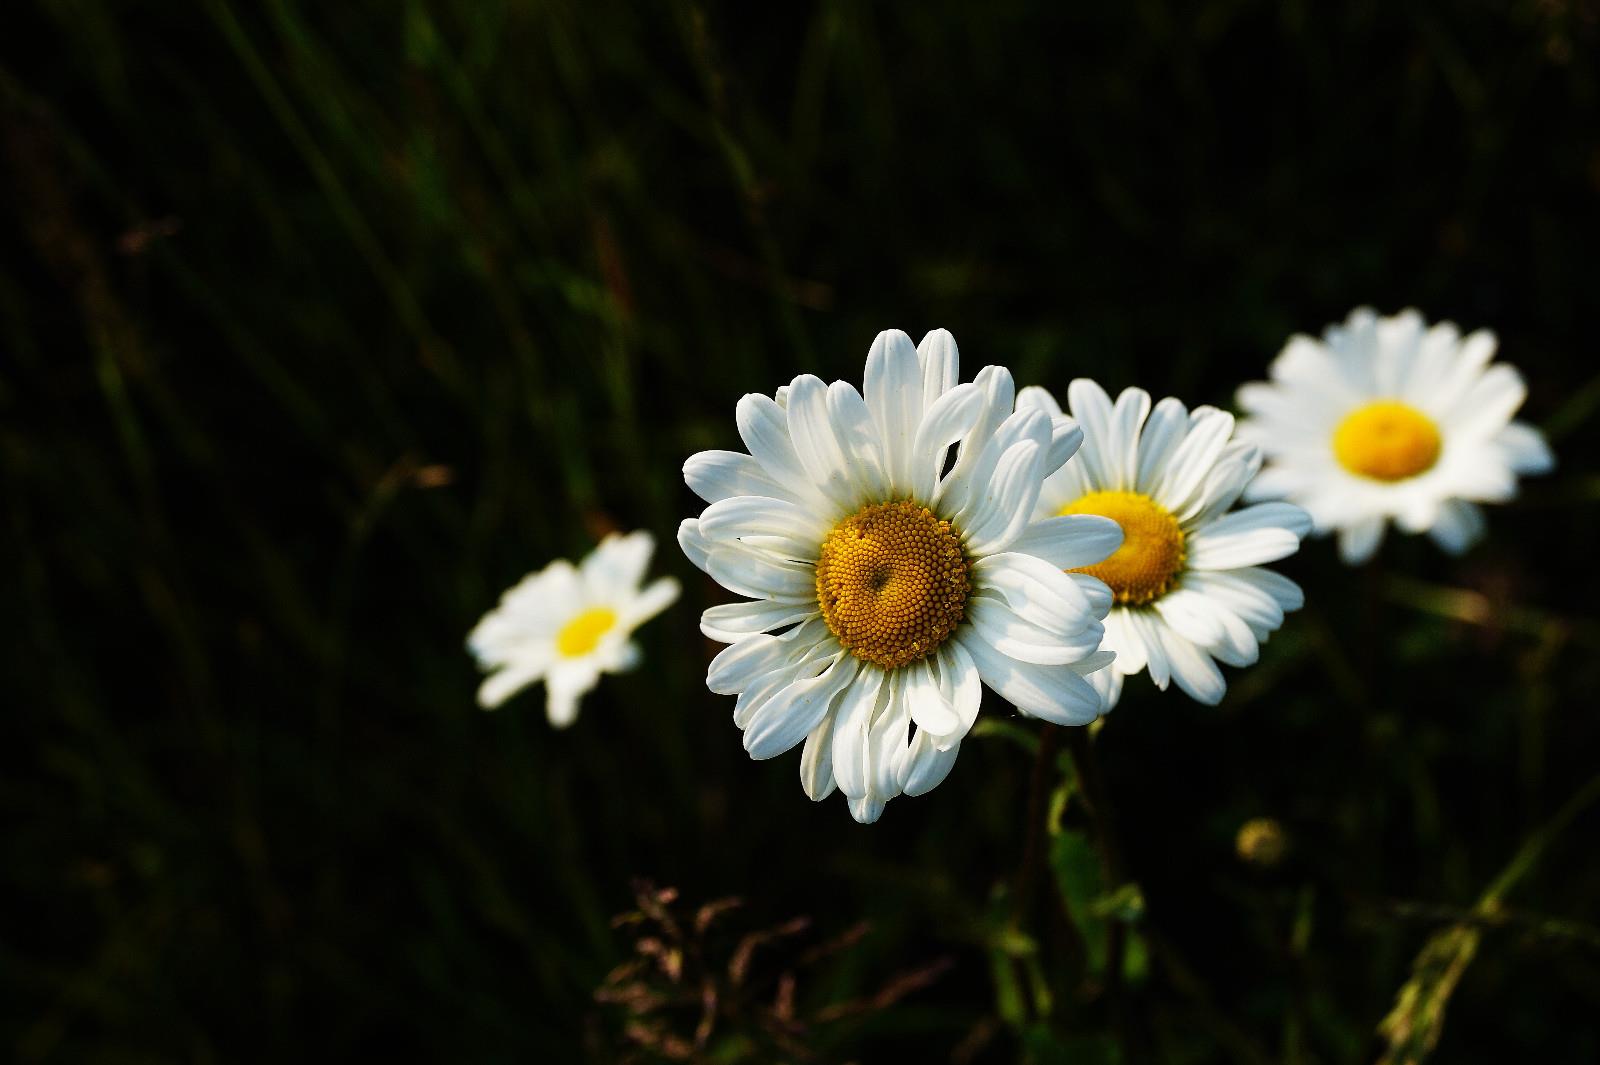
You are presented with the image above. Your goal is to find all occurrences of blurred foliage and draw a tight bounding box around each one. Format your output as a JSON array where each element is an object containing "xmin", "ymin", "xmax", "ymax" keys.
[{"xmin": 3, "ymin": 0, "xmax": 1600, "ymax": 1061}]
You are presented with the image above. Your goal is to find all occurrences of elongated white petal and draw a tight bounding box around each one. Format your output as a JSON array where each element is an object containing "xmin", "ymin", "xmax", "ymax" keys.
[
  {"xmin": 1186, "ymin": 503, "xmax": 1310, "ymax": 570},
  {"xmin": 799, "ymin": 709, "xmax": 837, "ymax": 800},
  {"xmin": 831, "ymin": 666, "xmax": 885, "ymax": 800},
  {"xmin": 1007, "ymin": 514, "xmax": 1123, "ymax": 570},
  {"xmin": 706, "ymin": 547, "xmax": 814, "ymax": 601},
  {"xmin": 904, "ymin": 657, "xmax": 961, "ymax": 739},
  {"xmin": 1338, "ymin": 516, "xmax": 1386, "ymax": 565},
  {"xmin": 743, "ymin": 653, "xmax": 858, "ymax": 760},
  {"xmin": 863, "ymin": 329, "xmax": 923, "ymax": 495},
  {"xmin": 684, "ymin": 449, "xmax": 791, "ymax": 505},
  {"xmin": 677, "ymin": 518, "xmax": 712, "ymax": 572},
  {"xmin": 958, "ymin": 632, "xmax": 1103, "ymax": 724},
  {"xmin": 917, "ymin": 328, "xmax": 961, "ymax": 410},
  {"xmin": 826, "ymin": 380, "xmax": 891, "ymax": 500},
  {"xmin": 698, "ymin": 494, "xmax": 828, "ymax": 555},
  {"xmin": 700, "ymin": 599, "xmax": 816, "ymax": 643},
  {"xmin": 787, "ymin": 374, "xmax": 866, "ymax": 512},
  {"xmin": 909, "ymin": 383, "xmax": 984, "ymax": 502},
  {"xmin": 1135, "ymin": 396, "xmax": 1190, "ymax": 494}
]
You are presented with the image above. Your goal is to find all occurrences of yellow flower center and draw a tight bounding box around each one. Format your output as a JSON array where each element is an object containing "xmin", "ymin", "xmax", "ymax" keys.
[
  {"xmin": 1332, "ymin": 400, "xmax": 1442, "ymax": 481},
  {"xmin": 556, "ymin": 606, "xmax": 617, "ymax": 658},
  {"xmin": 814, "ymin": 501, "xmax": 972, "ymax": 670},
  {"xmin": 1058, "ymin": 490, "xmax": 1185, "ymax": 606}
]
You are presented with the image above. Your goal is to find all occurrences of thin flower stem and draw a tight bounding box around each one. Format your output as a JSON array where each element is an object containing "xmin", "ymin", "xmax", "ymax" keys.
[
  {"xmin": 1065, "ymin": 727, "xmax": 1134, "ymax": 1047},
  {"xmin": 1013, "ymin": 722, "xmax": 1061, "ymax": 932}
]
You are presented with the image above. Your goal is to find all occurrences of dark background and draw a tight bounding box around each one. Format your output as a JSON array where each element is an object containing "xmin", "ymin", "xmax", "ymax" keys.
[{"xmin": 4, "ymin": 2, "xmax": 1599, "ymax": 1061}]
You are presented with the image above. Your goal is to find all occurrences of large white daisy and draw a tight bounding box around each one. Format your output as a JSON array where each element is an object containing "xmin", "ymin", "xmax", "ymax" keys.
[
  {"xmin": 679, "ymin": 329, "xmax": 1123, "ymax": 824},
  {"xmin": 1021, "ymin": 380, "xmax": 1311, "ymax": 710},
  {"xmin": 468, "ymin": 531, "xmax": 680, "ymax": 725},
  {"xmin": 1236, "ymin": 308, "xmax": 1554, "ymax": 564}
]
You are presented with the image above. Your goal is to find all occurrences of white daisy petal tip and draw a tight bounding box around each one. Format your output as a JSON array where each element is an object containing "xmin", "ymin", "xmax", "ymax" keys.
[
  {"xmin": 1238, "ymin": 307, "xmax": 1553, "ymax": 563},
  {"xmin": 467, "ymin": 530, "xmax": 678, "ymax": 726},
  {"xmin": 685, "ymin": 330, "xmax": 1121, "ymax": 821}
]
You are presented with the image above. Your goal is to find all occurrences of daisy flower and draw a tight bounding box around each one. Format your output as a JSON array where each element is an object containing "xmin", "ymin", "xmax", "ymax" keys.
[
  {"xmin": 679, "ymin": 329, "xmax": 1122, "ymax": 824},
  {"xmin": 1021, "ymin": 380, "xmax": 1312, "ymax": 710},
  {"xmin": 468, "ymin": 531, "xmax": 680, "ymax": 725},
  {"xmin": 1236, "ymin": 308, "xmax": 1554, "ymax": 564}
]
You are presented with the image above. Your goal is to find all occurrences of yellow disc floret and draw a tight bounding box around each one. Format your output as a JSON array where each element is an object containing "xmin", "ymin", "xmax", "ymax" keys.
[
  {"xmin": 556, "ymin": 606, "xmax": 617, "ymax": 658},
  {"xmin": 1058, "ymin": 490, "xmax": 1185, "ymax": 606},
  {"xmin": 1332, "ymin": 400, "xmax": 1442, "ymax": 482},
  {"xmin": 815, "ymin": 501, "xmax": 972, "ymax": 670}
]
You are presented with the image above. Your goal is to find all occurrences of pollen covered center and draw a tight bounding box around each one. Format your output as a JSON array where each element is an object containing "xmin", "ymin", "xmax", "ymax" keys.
[
  {"xmin": 814, "ymin": 501, "xmax": 971, "ymax": 670},
  {"xmin": 1333, "ymin": 400, "xmax": 1442, "ymax": 482},
  {"xmin": 1058, "ymin": 490, "xmax": 1185, "ymax": 606},
  {"xmin": 556, "ymin": 606, "xmax": 617, "ymax": 658}
]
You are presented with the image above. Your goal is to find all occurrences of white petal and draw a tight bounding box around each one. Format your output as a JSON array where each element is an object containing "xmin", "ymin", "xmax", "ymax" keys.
[
  {"xmin": 849, "ymin": 796, "xmax": 887, "ymax": 824},
  {"xmin": 621, "ymin": 577, "xmax": 680, "ymax": 628},
  {"xmin": 863, "ymin": 329, "xmax": 923, "ymax": 496},
  {"xmin": 904, "ymin": 657, "xmax": 961, "ymax": 739},
  {"xmin": 799, "ymin": 710, "xmax": 837, "ymax": 800},
  {"xmin": 1066, "ymin": 378, "xmax": 1117, "ymax": 488},
  {"xmin": 826, "ymin": 380, "xmax": 891, "ymax": 499},
  {"xmin": 706, "ymin": 546, "xmax": 814, "ymax": 601},
  {"xmin": 1494, "ymin": 421, "xmax": 1554, "ymax": 475},
  {"xmin": 684, "ymin": 450, "xmax": 790, "ymax": 505},
  {"xmin": 1445, "ymin": 364, "xmax": 1527, "ymax": 441},
  {"xmin": 706, "ymin": 622, "xmax": 823, "ymax": 695},
  {"xmin": 909, "ymin": 382, "xmax": 984, "ymax": 502},
  {"xmin": 967, "ymin": 596, "xmax": 1104, "ymax": 665},
  {"xmin": 1152, "ymin": 589, "xmax": 1227, "ymax": 648},
  {"xmin": 1186, "ymin": 503, "xmax": 1311, "ymax": 570},
  {"xmin": 736, "ymin": 393, "xmax": 814, "ymax": 493},
  {"xmin": 1135, "ymin": 396, "xmax": 1191, "ymax": 495},
  {"xmin": 917, "ymin": 328, "xmax": 960, "ymax": 410},
  {"xmin": 581, "ymin": 531, "xmax": 654, "ymax": 598},
  {"xmin": 787, "ymin": 374, "xmax": 865, "ymax": 511},
  {"xmin": 1125, "ymin": 609, "xmax": 1171, "ymax": 689},
  {"xmin": 898, "ymin": 731, "xmax": 960, "ymax": 797},
  {"xmin": 1427, "ymin": 499, "xmax": 1487, "ymax": 555},
  {"xmin": 1088, "ymin": 664, "xmax": 1124, "ymax": 712},
  {"xmin": 1337, "ymin": 517, "xmax": 1386, "ymax": 565},
  {"xmin": 958, "ymin": 633, "xmax": 1103, "ymax": 724},
  {"xmin": 1015, "ymin": 384, "xmax": 1064, "ymax": 418},
  {"xmin": 1105, "ymin": 387, "xmax": 1152, "ymax": 491},
  {"xmin": 700, "ymin": 599, "xmax": 815, "ymax": 643},
  {"xmin": 971, "ymin": 551, "xmax": 1103, "ymax": 633},
  {"xmin": 476, "ymin": 655, "xmax": 551, "ymax": 710},
  {"xmin": 1102, "ymin": 608, "xmax": 1146, "ymax": 675},
  {"xmin": 1149, "ymin": 623, "xmax": 1225, "ymax": 705},
  {"xmin": 831, "ymin": 665, "xmax": 884, "ymax": 800},
  {"xmin": 962, "ymin": 431, "xmax": 1050, "ymax": 555},
  {"xmin": 935, "ymin": 365, "xmax": 1017, "ymax": 514},
  {"xmin": 698, "ymin": 494, "xmax": 829, "ymax": 553},
  {"xmin": 1153, "ymin": 407, "xmax": 1235, "ymax": 513},
  {"xmin": 545, "ymin": 663, "xmax": 599, "ymax": 727},
  {"xmin": 1007, "ymin": 514, "xmax": 1124, "ymax": 570},
  {"xmin": 938, "ymin": 641, "xmax": 983, "ymax": 732},
  {"xmin": 743, "ymin": 652, "xmax": 859, "ymax": 759},
  {"xmin": 677, "ymin": 518, "xmax": 712, "ymax": 572}
]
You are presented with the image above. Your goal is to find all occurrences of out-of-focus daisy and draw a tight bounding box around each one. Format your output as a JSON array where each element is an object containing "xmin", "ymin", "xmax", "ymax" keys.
[
  {"xmin": 680, "ymin": 329, "xmax": 1122, "ymax": 823},
  {"xmin": 1021, "ymin": 380, "xmax": 1311, "ymax": 709},
  {"xmin": 468, "ymin": 531, "xmax": 680, "ymax": 726},
  {"xmin": 1236, "ymin": 308, "xmax": 1554, "ymax": 564}
]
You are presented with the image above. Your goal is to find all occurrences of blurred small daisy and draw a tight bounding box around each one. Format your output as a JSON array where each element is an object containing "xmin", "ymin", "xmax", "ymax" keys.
[
  {"xmin": 680, "ymin": 329, "xmax": 1122, "ymax": 823},
  {"xmin": 1237, "ymin": 308, "xmax": 1554, "ymax": 564},
  {"xmin": 468, "ymin": 531, "xmax": 680, "ymax": 726},
  {"xmin": 1022, "ymin": 380, "xmax": 1311, "ymax": 709}
]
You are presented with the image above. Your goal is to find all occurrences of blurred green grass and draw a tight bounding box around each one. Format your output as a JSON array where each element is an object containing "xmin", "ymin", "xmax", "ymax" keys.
[{"xmin": 3, "ymin": 1, "xmax": 1600, "ymax": 1061}]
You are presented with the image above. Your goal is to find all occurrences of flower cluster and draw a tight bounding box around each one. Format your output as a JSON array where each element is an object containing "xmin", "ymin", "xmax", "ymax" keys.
[{"xmin": 469, "ymin": 309, "xmax": 1552, "ymax": 823}]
